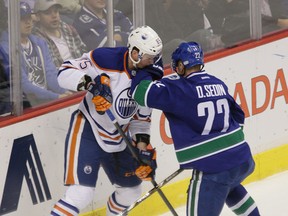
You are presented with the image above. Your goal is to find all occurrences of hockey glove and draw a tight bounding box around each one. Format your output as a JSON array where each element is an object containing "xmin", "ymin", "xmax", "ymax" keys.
[
  {"xmin": 88, "ymin": 73, "xmax": 113, "ymax": 114},
  {"xmin": 135, "ymin": 148, "xmax": 157, "ymax": 181},
  {"xmin": 144, "ymin": 62, "xmax": 164, "ymax": 80},
  {"xmin": 130, "ymin": 61, "xmax": 163, "ymax": 93}
]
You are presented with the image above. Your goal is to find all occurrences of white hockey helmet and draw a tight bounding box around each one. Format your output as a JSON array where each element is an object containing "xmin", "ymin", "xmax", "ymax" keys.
[{"xmin": 127, "ymin": 25, "xmax": 163, "ymax": 65}]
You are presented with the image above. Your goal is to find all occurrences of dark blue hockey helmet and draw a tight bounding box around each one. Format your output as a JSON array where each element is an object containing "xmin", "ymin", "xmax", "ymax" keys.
[{"xmin": 171, "ymin": 41, "xmax": 204, "ymax": 73}]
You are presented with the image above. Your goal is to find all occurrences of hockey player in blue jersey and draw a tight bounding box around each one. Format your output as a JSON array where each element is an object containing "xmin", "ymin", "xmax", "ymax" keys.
[
  {"xmin": 131, "ymin": 41, "xmax": 261, "ymax": 216},
  {"xmin": 50, "ymin": 25, "xmax": 163, "ymax": 216}
]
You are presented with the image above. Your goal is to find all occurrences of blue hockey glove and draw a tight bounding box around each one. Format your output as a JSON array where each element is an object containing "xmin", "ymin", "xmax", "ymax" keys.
[
  {"xmin": 88, "ymin": 73, "xmax": 113, "ymax": 115},
  {"xmin": 135, "ymin": 148, "xmax": 157, "ymax": 181},
  {"xmin": 142, "ymin": 63, "xmax": 164, "ymax": 80},
  {"xmin": 130, "ymin": 61, "xmax": 163, "ymax": 93}
]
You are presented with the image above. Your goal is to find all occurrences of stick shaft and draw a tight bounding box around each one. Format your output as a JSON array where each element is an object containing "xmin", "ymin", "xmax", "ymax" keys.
[
  {"xmin": 106, "ymin": 109, "xmax": 178, "ymax": 216},
  {"xmin": 119, "ymin": 168, "xmax": 183, "ymax": 215}
]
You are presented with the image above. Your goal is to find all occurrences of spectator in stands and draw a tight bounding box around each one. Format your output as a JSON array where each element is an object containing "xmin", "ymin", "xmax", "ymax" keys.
[
  {"xmin": 262, "ymin": 0, "xmax": 288, "ymax": 32},
  {"xmin": 204, "ymin": 0, "xmax": 288, "ymax": 47},
  {"xmin": 73, "ymin": 0, "xmax": 133, "ymax": 50},
  {"xmin": 114, "ymin": 0, "xmax": 132, "ymax": 22},
  {"xmin": 0, "ymin": 2, "xmax": 70, "ymax": 106},
  {"xmin": 0, "ymin": 0, "xmax": 32, "ymax": 112},
  {"xmin": 57, "ymin": 0, "xmax": 83, "ymax": 25},
  {"xmin": 167, "ymin": 0, "xmax": 223, "ymax": 50},
  {"xmin": 0, "ymin": 48, "xmax": 12, "ymax": 115},
  {"xmin": 199, "ymin": 0, "xmax": 249, "ymax": 47},
  {"xmin": 145, "ymin": 0, "xmax": 188, "ymax": 64},
  {"xmin": 145, "ymin": 0, "xmax": 223, "ymax": 63},
  {"xmin": 33, "ymin": 0, "xmax": 87, "ymax": 69}
]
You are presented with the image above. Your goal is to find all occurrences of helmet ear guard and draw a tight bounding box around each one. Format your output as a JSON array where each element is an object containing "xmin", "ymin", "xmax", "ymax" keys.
[
  {"xmin": 127, "ymin": 25, "xmax": 163, "ymax": 65},
  {"xmin": 171, "ymin": 41, "xmax": 204, "ymax": 75}
]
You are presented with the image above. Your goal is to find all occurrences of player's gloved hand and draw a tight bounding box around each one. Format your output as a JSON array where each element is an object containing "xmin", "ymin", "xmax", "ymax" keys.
[
  {"xmin": 144, "ymin": 62, "xmax": 164, "ymax": 80},
  {"xmin": 88, "ymin": 73, "xmax": 113, "ymax": 115},
  {"xmin": 135, "ymin": 148, "xmax": 157, "ymax": 181},
  {"xmin": 130, "ymin": 60, "xmax": 163, "ymax": 94},
  {"xmin": 130, "ymin": 66, "xmax": 163, "ymax": 94}
]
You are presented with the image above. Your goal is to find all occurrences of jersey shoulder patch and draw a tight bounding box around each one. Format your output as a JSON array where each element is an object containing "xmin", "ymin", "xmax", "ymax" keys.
[{"xmin": 79, "ymin": 14, "xmax": 93, "ymax": 23}]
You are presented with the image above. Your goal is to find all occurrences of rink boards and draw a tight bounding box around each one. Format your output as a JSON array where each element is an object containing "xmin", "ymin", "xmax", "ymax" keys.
[{"xmin": 0, "ymin": 32, "xmax": 288, "ymax": 216}]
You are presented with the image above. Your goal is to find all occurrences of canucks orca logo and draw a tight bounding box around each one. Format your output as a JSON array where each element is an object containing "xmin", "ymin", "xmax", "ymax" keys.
[{"xmin": 115, "ymin": 88, "xmax": 138, "ymax": 119}]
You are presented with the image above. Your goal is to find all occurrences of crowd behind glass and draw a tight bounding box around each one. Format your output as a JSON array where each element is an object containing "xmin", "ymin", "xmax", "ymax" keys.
[{"xmin": 0, "ymin": 0, "xmax": 287, "ymax": 117}]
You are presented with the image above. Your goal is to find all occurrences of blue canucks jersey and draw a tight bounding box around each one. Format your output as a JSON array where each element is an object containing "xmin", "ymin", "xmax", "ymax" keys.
[
  {"xmin": 22, "ymin": 40, "xmax": 46, "ymax": 89},
  {"xmin": 133, "ymin": 71, "xmax": 252, "ymax": 173},
  {"xmin": 73, "ymin": 6, "xmax": 133, "ymax": 50}
]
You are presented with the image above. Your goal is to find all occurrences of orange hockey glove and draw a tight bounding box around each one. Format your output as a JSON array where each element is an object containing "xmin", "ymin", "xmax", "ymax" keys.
[
  {"xmin": 88, "ymin": 73, "xmax": 113, "ymax": 114},
  {"xmin": 135, "ymin": 148, "xmax": 157, "ymax": 181}
]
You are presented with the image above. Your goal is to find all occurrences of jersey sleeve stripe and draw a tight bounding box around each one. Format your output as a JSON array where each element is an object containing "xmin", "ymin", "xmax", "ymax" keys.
[
  {"xmin": 98, "ymin": 125, "xmax": 129, "ymax": 141},
  {"xmin": 58, "ymin": 65, "xmax": 79, "ymax": 76},
  {"xmin": 133, "ymin": 80, "xmax": 153, "ymax": 106}
]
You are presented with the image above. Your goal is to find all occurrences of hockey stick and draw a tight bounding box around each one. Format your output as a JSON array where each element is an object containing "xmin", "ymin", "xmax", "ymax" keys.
[
  {"xmin": 119, "ymin": 168, "xmax": 183, "ymax": 215},
  {"xmin": 106, "ymin": 109, "xmax": 178, "ymax": 216}
]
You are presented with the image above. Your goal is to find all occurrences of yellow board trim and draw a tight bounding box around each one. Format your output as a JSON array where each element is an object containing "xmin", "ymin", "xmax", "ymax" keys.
[{"xmin": 81, "ymin": 144, "xmax": 288, "ymax": 216}]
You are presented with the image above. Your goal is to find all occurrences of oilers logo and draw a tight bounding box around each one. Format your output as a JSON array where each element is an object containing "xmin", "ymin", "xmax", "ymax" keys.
[
  {"xmin": 84, "ymin": 165, "xmax": 92, "ymax": 174},
  {"xmin": 115, "ymin": 88, "xmax": 138, "ymax": 119}
]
